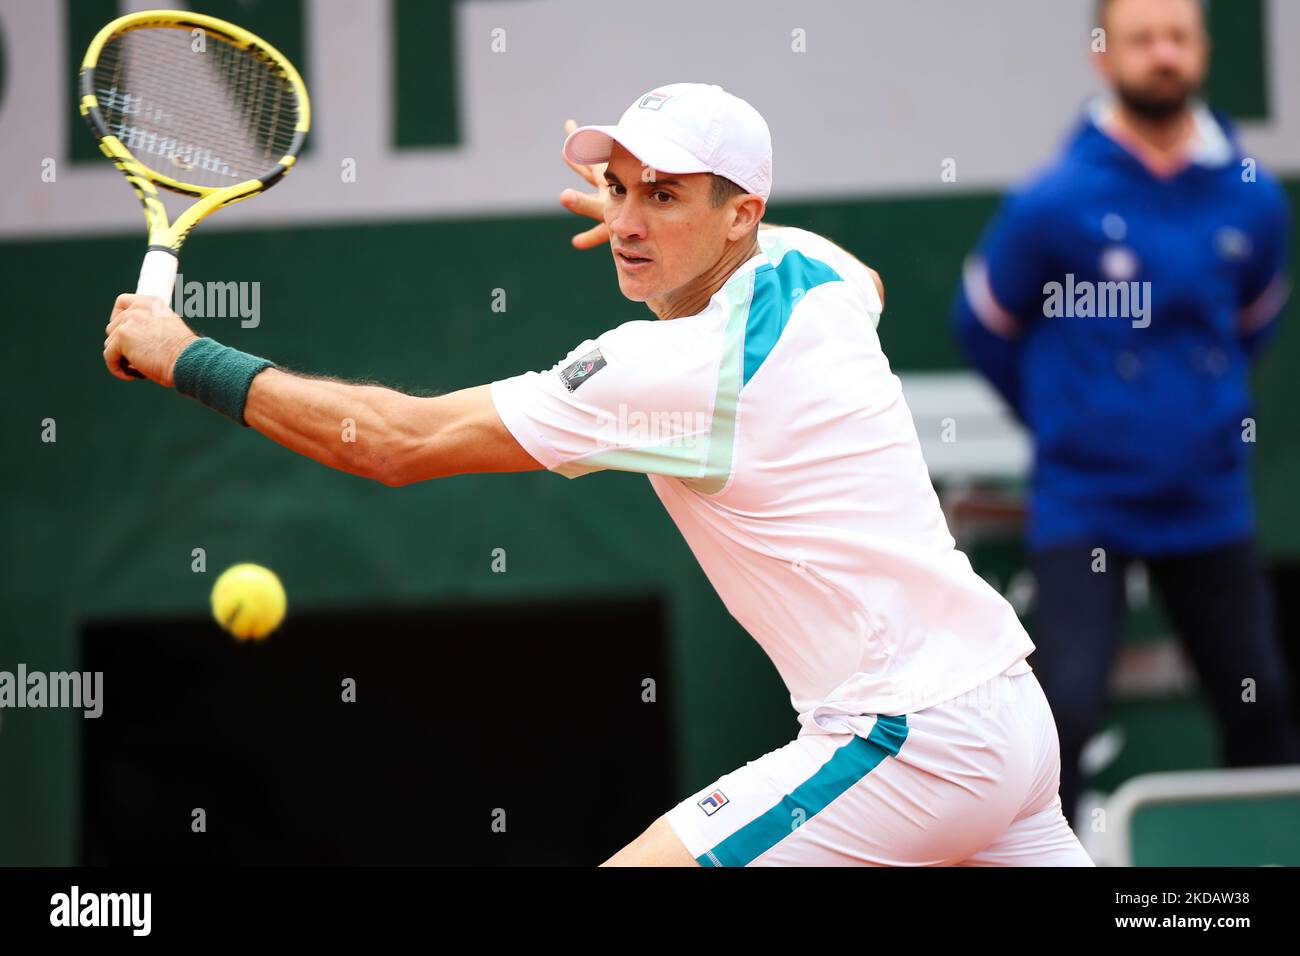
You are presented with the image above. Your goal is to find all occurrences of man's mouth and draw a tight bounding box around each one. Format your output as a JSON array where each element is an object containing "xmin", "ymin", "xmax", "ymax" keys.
[{"xmin": 616, "ymin": 250, "xmax": 653, "ymax": 267}]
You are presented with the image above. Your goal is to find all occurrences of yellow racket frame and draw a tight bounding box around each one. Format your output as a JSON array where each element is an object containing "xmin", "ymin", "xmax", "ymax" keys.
[{"xmin": 79, "ymin": 9, "xmax": 311, "ymax": 253}]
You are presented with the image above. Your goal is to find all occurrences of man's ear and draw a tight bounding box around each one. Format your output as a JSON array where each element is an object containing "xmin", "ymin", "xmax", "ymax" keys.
[
  {"xmin": 729, "ymin": 195, "xmax": 766, "ymax": 240},
  {"xmin": 1090, "ymin": 47, "xmax": 1111, "ymax": 84}
]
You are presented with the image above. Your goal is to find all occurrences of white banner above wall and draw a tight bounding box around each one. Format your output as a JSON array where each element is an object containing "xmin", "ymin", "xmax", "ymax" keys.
[{"xmin": 1, "ymin": 0, "xmax": 1297, "ymax": 239}]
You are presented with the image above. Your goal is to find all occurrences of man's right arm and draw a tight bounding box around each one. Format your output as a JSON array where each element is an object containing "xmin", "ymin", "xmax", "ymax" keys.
[
  {"xmin": 949, "ymin": 191, "xmax": 1051, "ymax": 420},
  {"xmin": 104, "ymin": 292, "xmax": 543, "ymax": 485},
  {"xmin": 243, "ymin": 371, "xmax": 541, "ymax": 486}
]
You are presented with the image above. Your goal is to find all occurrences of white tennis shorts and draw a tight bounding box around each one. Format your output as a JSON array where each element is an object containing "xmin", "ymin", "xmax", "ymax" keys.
[{"xmin": 665, "ymin": 667, "xmax": 1093, "ymax": 866}]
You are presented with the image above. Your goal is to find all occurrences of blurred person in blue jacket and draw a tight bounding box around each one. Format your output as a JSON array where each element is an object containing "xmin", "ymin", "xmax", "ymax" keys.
[{"xmin": 951, "ymin": 0, "xmax": 1299, "ymax": 825}]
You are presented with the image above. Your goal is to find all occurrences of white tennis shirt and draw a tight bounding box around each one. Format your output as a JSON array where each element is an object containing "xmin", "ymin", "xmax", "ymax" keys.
[{"xmin": 491, "ymin": 226, "xmax": 1033, "ymax": 730}]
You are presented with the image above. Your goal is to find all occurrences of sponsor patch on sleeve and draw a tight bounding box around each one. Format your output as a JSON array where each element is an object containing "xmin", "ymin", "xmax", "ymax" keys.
[{"xmin": 559, "ymin": 348, "xmax": 607, "ymax": 392}]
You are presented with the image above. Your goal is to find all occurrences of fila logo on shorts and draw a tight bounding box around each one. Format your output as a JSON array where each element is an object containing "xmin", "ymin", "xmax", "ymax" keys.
[{"xmin": 698, "ymin": 790, "xmax": 729, "ymax": 816}]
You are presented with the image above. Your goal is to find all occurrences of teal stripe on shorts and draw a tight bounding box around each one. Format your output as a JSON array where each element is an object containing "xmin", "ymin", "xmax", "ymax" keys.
[{"xmin": 697, "ymin": 714, "xmax": 909, "ymax": 867}]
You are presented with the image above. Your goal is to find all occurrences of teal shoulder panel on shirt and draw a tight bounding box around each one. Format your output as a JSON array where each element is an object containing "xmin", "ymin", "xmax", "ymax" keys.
[{"xmin": 742, "ymin": 250, "xmax": 843, "ymax": 388}]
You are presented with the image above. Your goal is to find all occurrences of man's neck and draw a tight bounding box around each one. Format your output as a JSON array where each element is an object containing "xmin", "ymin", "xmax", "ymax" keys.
[
  {"xmin": 1104, "ymin": 101, "xmax": 1197, "ymax": 176},
  {"xmin": 648, "ymin": 233, "xmax": 762, "ymax": 321}
]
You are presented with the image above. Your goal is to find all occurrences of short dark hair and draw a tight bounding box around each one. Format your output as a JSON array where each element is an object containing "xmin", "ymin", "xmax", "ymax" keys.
[
  {"xmin": 1095, "ymin": 0, "xmax": 1205, "ymax": 31},
  {"xmin": 708, "ymin": 174, "xmax": 748, "ymax": 207}
]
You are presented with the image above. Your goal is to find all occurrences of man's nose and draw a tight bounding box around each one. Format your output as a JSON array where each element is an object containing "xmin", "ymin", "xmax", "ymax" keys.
[
  {"xmin": 608, "ymin": 197, "xmax": 647, "ymax": 241},
  {"xmin": 1149, "ymin": 35, "xmax": 1187, "ymax": 69}
]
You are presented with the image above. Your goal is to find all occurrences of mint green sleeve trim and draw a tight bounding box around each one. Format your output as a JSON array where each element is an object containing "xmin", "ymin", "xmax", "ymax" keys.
[{"xmin": 555, "ymin": 275, "xmax": 752, "ymax": 491}]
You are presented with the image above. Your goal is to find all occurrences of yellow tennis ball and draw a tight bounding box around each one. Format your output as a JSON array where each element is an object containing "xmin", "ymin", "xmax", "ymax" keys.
[{"xmin": 211, "ymin": 563, "xmax": 287, "ymax": 640}]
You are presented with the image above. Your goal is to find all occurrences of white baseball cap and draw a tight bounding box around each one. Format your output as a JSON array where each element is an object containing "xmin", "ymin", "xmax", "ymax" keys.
[{"xmin": 563, "ymin": 83, "xmax": 773, "ymax": 201}]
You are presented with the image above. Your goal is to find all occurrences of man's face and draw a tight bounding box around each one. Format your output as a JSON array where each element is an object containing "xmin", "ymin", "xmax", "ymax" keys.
[
  {"xmin": 602, "ymin": 143, "xmax": 738, "ymax": 303},
  {"xmin": 1096, "ymin": 0, "xmax": 1208, "ymax": 119}
]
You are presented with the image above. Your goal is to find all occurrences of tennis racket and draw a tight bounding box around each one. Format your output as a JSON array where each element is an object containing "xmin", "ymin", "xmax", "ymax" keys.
[{"xmin": 80, "ymin": 10, "xmax": 310, "ymax": 377}]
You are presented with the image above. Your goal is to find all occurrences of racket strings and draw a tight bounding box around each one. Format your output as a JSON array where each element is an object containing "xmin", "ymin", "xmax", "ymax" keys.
[{"xmin": 95, "ymin": 26, "xmax": 300, "ymax": 190}]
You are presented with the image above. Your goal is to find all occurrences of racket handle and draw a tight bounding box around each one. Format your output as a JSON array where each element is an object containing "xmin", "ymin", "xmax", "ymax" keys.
[{"xmin": 123, "ymin": 250, "xmax": 180, "ymax": 379}]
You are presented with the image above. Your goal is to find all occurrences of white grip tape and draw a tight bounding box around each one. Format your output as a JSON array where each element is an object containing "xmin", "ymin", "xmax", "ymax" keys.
[{"xmin": 135, "ymin": 249, "xmax": 179, "ymax": 302}]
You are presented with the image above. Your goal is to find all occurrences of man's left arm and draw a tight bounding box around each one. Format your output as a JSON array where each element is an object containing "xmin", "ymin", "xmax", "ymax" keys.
[{"xmin": 1239, "ymin": 182, "xmax": 1292, "ymax": 355}]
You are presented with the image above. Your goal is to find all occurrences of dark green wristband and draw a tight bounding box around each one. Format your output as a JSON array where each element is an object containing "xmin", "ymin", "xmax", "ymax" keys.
[{"xmin": 172, "ymin": 338, "xmax": 275, "ymax": 426}]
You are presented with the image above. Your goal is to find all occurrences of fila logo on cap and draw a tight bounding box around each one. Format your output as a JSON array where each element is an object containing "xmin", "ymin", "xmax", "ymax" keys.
[{"xmin": 638, "ymin": 92, "xmax": 671, "ymax": 110}]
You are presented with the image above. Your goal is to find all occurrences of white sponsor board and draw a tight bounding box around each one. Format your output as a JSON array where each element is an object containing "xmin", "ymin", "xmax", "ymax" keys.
[{"xmin": 1, "ymin": 0, "xmax": 1297, "ymax": 239}]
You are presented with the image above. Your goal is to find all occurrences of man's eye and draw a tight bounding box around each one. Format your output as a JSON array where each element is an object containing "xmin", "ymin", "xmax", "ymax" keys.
[
  {"xmin": 607, "ymin": 183, "xmax": 625, "ymax": 196},
  {"xmin": 652, "ymin": 190, "xmax": 672, "ymax": 203}
]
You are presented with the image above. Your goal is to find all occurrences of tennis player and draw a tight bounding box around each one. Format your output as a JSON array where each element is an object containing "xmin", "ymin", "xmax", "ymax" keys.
[{"xmin": 103, "ymin": 83, "xmax": 1092, "ymax": 866}]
